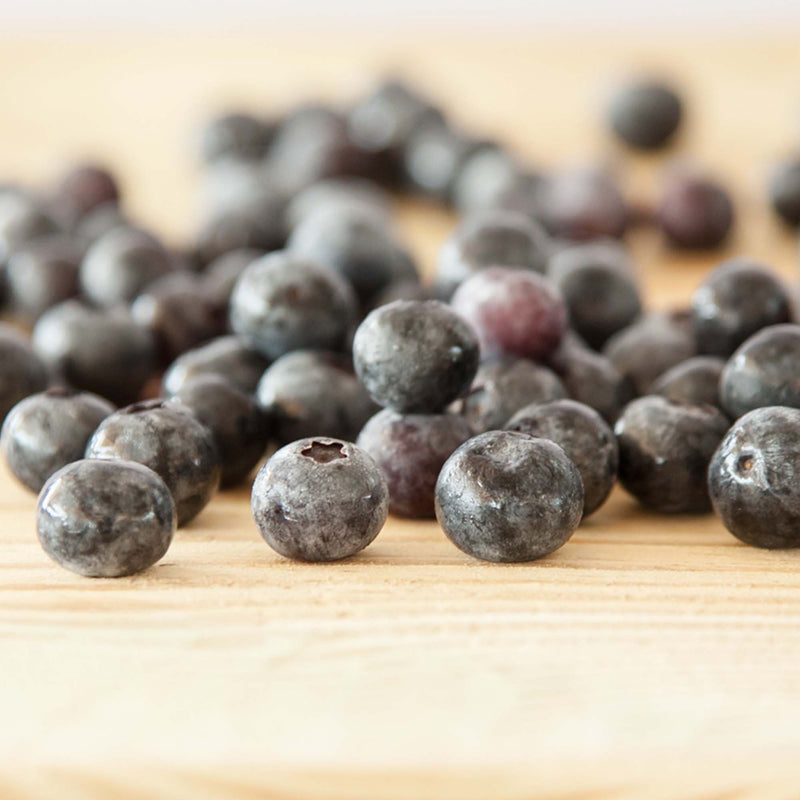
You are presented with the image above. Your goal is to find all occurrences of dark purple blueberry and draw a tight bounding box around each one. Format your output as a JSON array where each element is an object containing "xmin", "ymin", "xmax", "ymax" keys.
[
  {"xmin": 251, "ymin": 437, "xmax": 388, "ymax": 562},
  {"xmin": 768, "ymin": 157, "xmax": 800, "ymax": 227},
  {"xmin": 194, "ymin": 187, "xmax": 286, "ymax": 266},
  {"xmin": 356, "ymin": 409, "xmax": 472, "ymax": 518},
  {"xmin": 4, "ymin": 235, "xmax": 83, "ymax": 321},
  {"xmin": 615, "ymin": 395, "xmax": 729, "ymax": 513},
  {"xmin": 353, "ymin": 300, "xmax": 479, "ymax": 413},
  {"xmin": 198, "ymin": 248, "xmax": 263, "ymax": 314},
  {"xmin": 603, "ymin": 311, "xmax": 696, "ymax": 395},
  {"xmin": 507, "ymin": 398, "xmax": 618, "ymax": 516},
  {"xmin": 435, "ymin": 430, "xmax": 583, "ymax": 562},
  {"xmin": 548, "ymin": 332, "xmax": 635, "ymax": 423},
  {"xmin": 33, "ymin": 301, "xmax": 155, "ymax": 407},
  {"xmin": 691, "ymin": 258, "xmax": 792, "ymax": 357},
  {"xmin": 172, "ymin": 375, "xmax": 270, "ymax": 488},
  {"xmin": 268, "ymin": 104, "xmax": 374, "ymax": 193},
  {"xmin": 1, "ymin": 387, "xmax": 114, "ymax": 493},
  {"xmin": 0, "ymin": 324, "xmax": 49, "ymax": 422},
  {"xmin": 548, "ymin": 240, "xmax": 642, "ymax": 349},
  {"xmin": 402, "ymin": 118, "xmax": 491, "ymax": 202},
  {"xmin": 287, "ymin": 207, "xmax": 414, "ymax": 305},
  {"xmin": 435, "ymin": 209, "xmax": 550, "ymax": 300},
  {"xmin": 256, "ymin": 350, "xmax": 377, "ymax": 445},
  {"xmin": 709, "ymin": 406, "xmax": 800, "ymax": 548},
  {"xmin": 651, "ymin": 356, "xmax": 725, "ymax": 409},
  {"xmin": 229, "ymin": 251, "xmax": 357, "ymax": 360},
  {"xmin": 54, "ymin": 163, "xmax": 120, "ymax": 220},
  {"xmin": 720, "ymin": 324, "xmax": 800, "ymax": 419},
  {"xmin": 37, "ymin": 459, "xmax": 175, "ymax": 578},
  {"xmin": 286, "ymin": 177, "xmax": 391, "ymax": 231},
  {"xmin": 347, "ymin": 79, "xmax": 444, "ymax": 183},
  {"xmin": 161, "ymin": 335, "xmax": 269, "ymax": 397},
  {"xmin": 199, "ymin": 112, "xmax": 273, "ymax": 164},
  {"xmin": 607, "ymin": 79, "xmax": 683, "ymax": 150},
  {"xmin": 451, "ymin": 267, "xmax": 567, "ymax": 362},
  {"xmin": 452, "ymin": 147, "xmax": 543, "ymax": 218},
  {"xmin": 537, "ymin": 169, "xmax": 628, "ymax": 241},
  {"xmin": 451, "ymin": 357, "xmax": 566, "ymax": 433},
  {"xmin": 86, "ymin": 399, "xmax": 220, "ymax": 527},
  {"xmin": 132, "ymin": 275, "xmax": 224, "ymax": 367},
  {"xmin": 658, "ymin": 171, "xmax": 734, "ymax": 249},
  {"xmin": 80, "ymin": 226, "xmax": 173, "ymax": 307}
]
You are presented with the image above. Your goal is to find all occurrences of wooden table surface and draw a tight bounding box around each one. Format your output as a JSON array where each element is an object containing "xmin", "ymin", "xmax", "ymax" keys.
[{"xmin": 1, "ymin": 32, "xmax": 800, "ymax": 799}]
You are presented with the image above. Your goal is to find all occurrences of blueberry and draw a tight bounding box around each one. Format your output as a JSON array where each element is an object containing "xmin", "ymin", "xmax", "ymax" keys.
[
  {"xmin": 451, "ymin": 357, "xmax": 566, "ymax": 433},
  {"xmin": 708, "ymin": 406, "xmax": 800, "ymax": 548},
  {"xmin": 607, "ymin": 79, "xmax": 683, "ymax": 150},
  {"xmin": 287, "ymin": 206, "xmax": 414, "ymax": 305},
  {"xmin": 353, "ymin": 299, "xmax": 479, "ymax": 413},
  {"xmin": 347, "ymin": 79, "xmax": 444, "ymax": 183},
  {"xmin": 451, "ymin": 267, "xmax": 567, "ymax": 362},
  {"xmin": 33, "ymin": 300, "xmax": 155, "ymax": 406},
  {"xmin": 369, "ymin": 278, "xmax": 431, "ymax": 310},
  {"xmin": 37, "ymin": 459, "xmax": 175, "ymax": 578},
  {"xmin": 286, "ymin": 178, "xmax": 391, "ymax": 231},
  {"xmin": 603, "ymin": 311, "xmax": 696, "ymax": 395},
  {"xmin": 231, "ymin": 250, "xmax": 357, "ymax": 359},
  {"xmin": 0, "ymin": 324, "xmax": 50, "ymax": 423},
  {"xmin": 537, "ymin": 169, "xmax": 628, "ymax": 241},
  {"xmin": 658, "ymin": 171, "xmax": 734, "ymax": 249},
  {"xmin": 451, "ymin": 147, "xmax": 515, "ymax": 213},
  {"xmin": 548, "ymin": 240, "xmax": 642, "ymax": 349},
  {"xmin": 651, "ymin": 356, "xmax": 726, "ymax": 409},
  {"xmin": 0, "ymin": 193, "xmax": 60, "ymax": 260},
  {"xmin": 548, "ymin": 334, "xmax": 635, "ymax": 424},
  {"xmin": 252, "ymin": 437, "xmax": 388, "ymax": 562},
  {"xmin": 691, "ymin": 258, "xmax": 792, "ymax": 357},
  {"xmin": 1, "ymin": 387, "xmax": 114, "ymax": 493},
  {"xmin": 720, "ymin": 324, "xmax": 800, "ymax": 419},
  {"xmin": 199, "ymin": 248, "xmax": 263, "ymax": 314},
  {"xmin": 199, "ymin": 112, "xmax": 273, "ymax": 164},
  {"xmin": 80, "ymin": 226, "xmax": 173, "ymax": 307},
  {"xmin": 5, "ymin": 235, "xmax": 83, "ymax": 321},
  {"xmin": 54, "ymin": 163, "xmax": 120, "ymax": 221},
  {"xmin": 195, "ymin": 187, "xmax": 286, "ymax": 266},
  {"xmin": 451, "ymin": 147, "xmax": 542, "ymax": 218},
  {"xmin": 402, "ymin": 118, "xmax": 491, "ymax": 202},
  {"xmin": 615, "ymin": 395, "xmax": 729, "ymax": 513},
  {"xmin": 435, "ymin": 431, "xmax": 583, "ymax": 562},
  {"xmin": 507, "ymin": 398, "xmax": 618, "ymax": 516},
  {"xmin": 356, "ymin": 409, "xmax": 472, "ymax": 518},
  {"xmin": 161, "ymin": 335, "xmax": 270, "ymax": 397},
  {"xmin": 76, "ymin": 202, "xmax": 128, "ymax": 244},
  {"xmin": 256, "ymin": 350, "xmax": 377, "ymax": 445},
  {"xmin": 271, "ymin": 104, "xmax": 378, "ymax": 193},
  {"xmin": 172, "ymin": 375, "xmax": 270, "ymax": 488},
  {"xmin": 768, "ymin": 156, "xmax": 800, "ymax": 227},
  {"xmin": 199, "ymin": 157, "xmax": 274, "ymax": 212},
  {"xmin": 86, "ymin": 399, "xmax": 220, "ymax": 527},
  {"xmin": 132, "ymin": 273, "xmax": 224, "ymax": 367},
  {"xmin": 435, "ymin": 209, "xmax": 550, "ymax": 300}
]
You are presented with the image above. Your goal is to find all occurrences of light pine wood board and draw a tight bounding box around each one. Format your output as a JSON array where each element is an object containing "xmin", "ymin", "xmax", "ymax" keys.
[{"xmin": 1, "ymin": 32, "xmax": 800, "ymax": 799}]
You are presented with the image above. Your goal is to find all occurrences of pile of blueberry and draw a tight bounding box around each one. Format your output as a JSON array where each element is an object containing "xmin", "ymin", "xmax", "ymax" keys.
[{"xmin": 2, "ymin": 76, "xmax": 800, "ymax": 577}]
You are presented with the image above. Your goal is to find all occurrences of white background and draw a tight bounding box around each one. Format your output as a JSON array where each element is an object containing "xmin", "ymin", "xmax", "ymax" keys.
[{"xmin": 1, "ymin": 0, "xmax": 799, "ymax": 29}]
